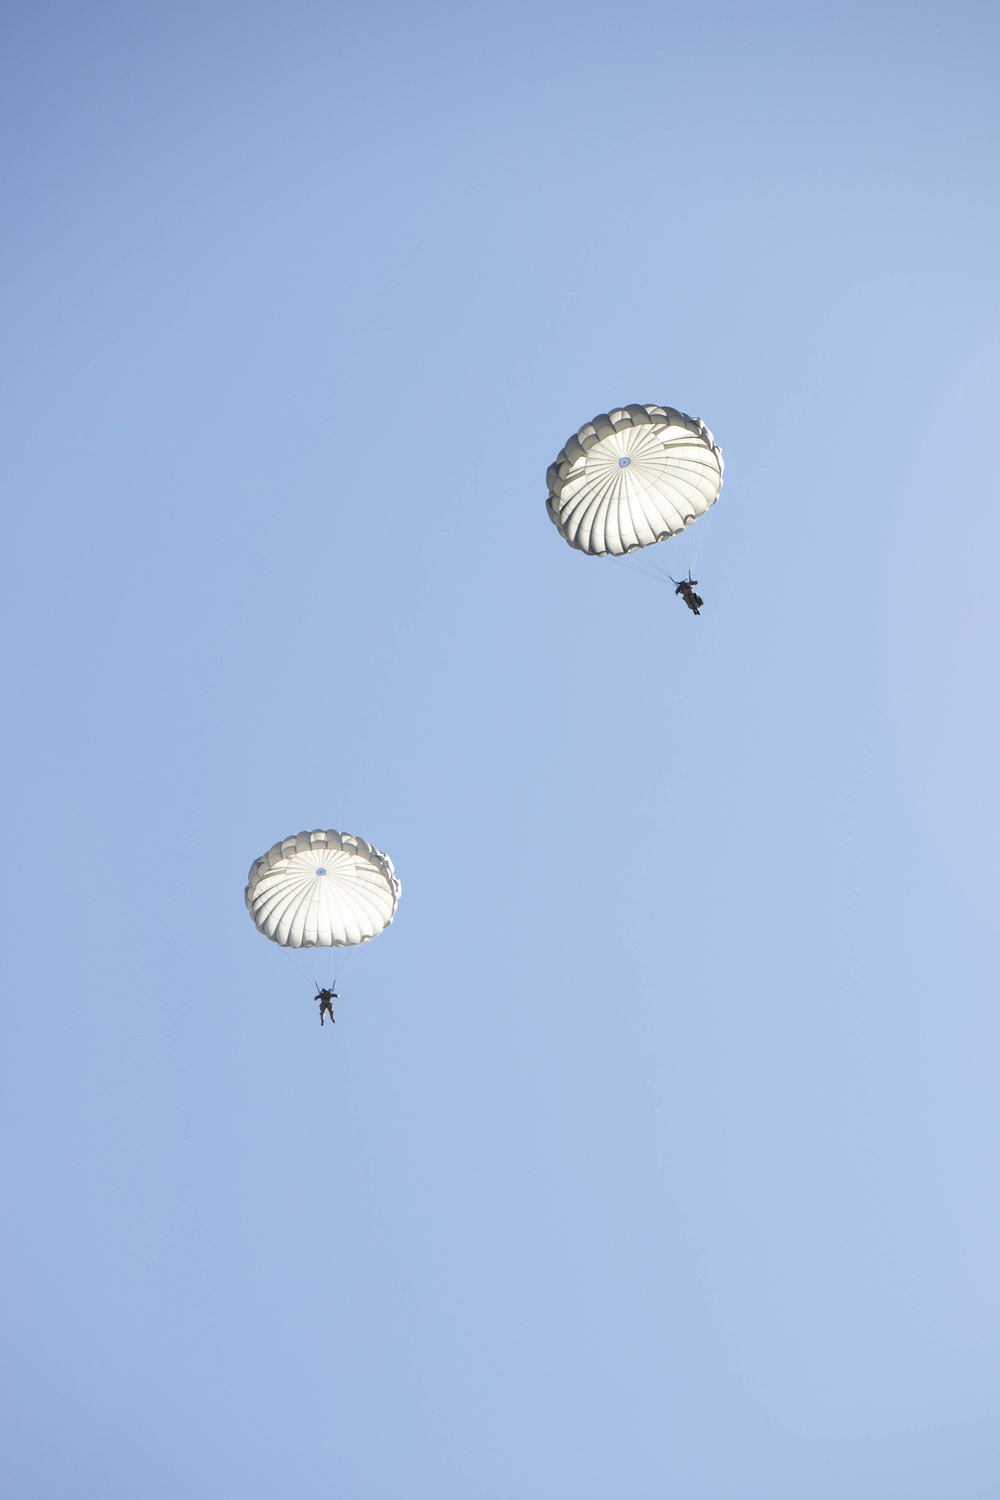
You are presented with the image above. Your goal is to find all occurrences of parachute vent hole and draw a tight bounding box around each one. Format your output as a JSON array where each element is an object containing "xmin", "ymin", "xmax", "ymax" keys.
[
  {"xmin": 618, "ymin": 456, "xmax": 631, "ymax": 467},
  {"xmin": 315, "ymin": 868, "xmax": 327, "ymax": 876}
]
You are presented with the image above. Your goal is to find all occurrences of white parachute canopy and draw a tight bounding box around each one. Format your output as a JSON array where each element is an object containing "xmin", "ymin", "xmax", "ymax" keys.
[
  {"xmin": 546, "ymin": 404, "xmax": 724, "ymax": 557},
  {"xmin": 245, "ymin": 829, "xmax": 400, "ymax": 949}
]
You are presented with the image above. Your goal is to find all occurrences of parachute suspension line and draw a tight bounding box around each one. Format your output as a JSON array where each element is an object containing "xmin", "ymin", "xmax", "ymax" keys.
[
  {"xmin": 282, "ymin": 941, "xmax": 364, "ymax": 996},
  {"xmin": 616, "ymin": 552, "xmax": 672, "ymax": 586},
  {"xmin": 285, "ymin": 946, "xmax": 322, "ymax": 992},
  {"xmin": 311, "ymin": 951, "xmax": 326, "ymax": 992},
  {"xmin": 334, "ymin": 942, "xmax": 366, "ymax": 989},
  {"xmin": 617, "ymin": 557, "xmax": 659, "ymax": 585},
  {"xmin": 320, "ymin": 949, "xmax": 340, "ymax": 991},
  {"xmin": 686, "ymin": 506, "xmax": 712, "ymax": 577}
]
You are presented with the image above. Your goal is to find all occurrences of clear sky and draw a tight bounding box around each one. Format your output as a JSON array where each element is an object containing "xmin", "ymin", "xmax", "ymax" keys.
[{"xmin": 2, "ymin": 3, "xmax": 999, "ymax": 1496}]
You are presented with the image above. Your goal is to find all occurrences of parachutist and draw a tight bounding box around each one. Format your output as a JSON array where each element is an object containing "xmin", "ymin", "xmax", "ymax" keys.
[
  {"xmin": 245, "ymin": 833, "xmax": 399, "ymax": 1031},
  {"xmin": 315, "ymin": 988, "xmax": 338, "ymax": 1025},
  {"xmin": 671, "ymin": 574, "xmax": 704, "ymax": 615}
]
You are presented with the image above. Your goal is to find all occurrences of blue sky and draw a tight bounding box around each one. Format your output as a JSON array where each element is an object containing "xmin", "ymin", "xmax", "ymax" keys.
[{"xmin": 2, "ymin": 3, "xmax": 999, "ymax": 1495}]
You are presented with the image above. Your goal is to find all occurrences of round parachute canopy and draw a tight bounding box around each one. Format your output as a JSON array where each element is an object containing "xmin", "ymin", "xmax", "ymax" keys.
[
  {"xmin": 245, "ymin": 829, "xmax": 400, "ymax": 949},
  {"xmin": 546, "ymin": 404, "xmax": 723, "ymax": 556}
]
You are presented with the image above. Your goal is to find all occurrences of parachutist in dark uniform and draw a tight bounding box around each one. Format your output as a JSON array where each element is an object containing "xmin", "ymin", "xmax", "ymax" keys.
[
  {"xmin": 671, "ymin": 574, "xmax": 704, "ymax": 615},
  {"xmin": 315, "ymin": 988, "xmax": 338, "ymax": 1025}
]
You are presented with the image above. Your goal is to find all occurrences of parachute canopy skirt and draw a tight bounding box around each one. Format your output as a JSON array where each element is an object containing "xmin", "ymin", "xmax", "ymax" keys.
[
  {"xmin": 546, "ymin": 404, "xmax": 724, "ymax": 556},
  {"xmin": 245, "ymin": 829, "xmax": 400, "ymax": 948}
]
